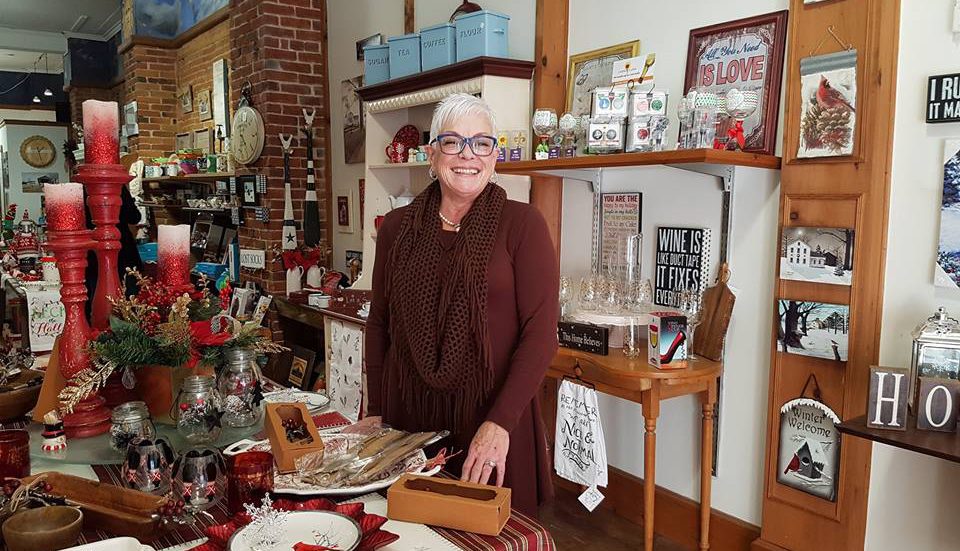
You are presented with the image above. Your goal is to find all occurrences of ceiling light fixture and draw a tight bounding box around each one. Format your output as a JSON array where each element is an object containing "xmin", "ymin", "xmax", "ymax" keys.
[
  {"xmin": 42, "ymin": 54, "xmax": 53, "ymax": 97},
  {"xmin": 32, "ymin": 95, "xmax": 41, "ymax": 103}
]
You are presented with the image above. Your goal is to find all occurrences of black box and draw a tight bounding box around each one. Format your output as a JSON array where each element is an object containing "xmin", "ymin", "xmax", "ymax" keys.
[{"xmin": 558, "ymin": 321, "xmax": 609, "ymax": 356}]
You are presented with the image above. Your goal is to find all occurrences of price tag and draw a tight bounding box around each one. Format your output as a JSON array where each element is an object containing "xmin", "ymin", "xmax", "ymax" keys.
[{"xmin": 578, "ymin": 485, "xmax": 605, "ymax": 512}]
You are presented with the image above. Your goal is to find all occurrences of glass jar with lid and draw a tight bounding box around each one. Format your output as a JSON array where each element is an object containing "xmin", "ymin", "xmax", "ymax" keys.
[
  {"xmin": 217, "ymin": 348, "xmax": 264, "ymax": 428},
  {"xmin": 110, "ymin": 400, "xmax": 156, "ymax": 452},
  {"xmin": 173, "ymin": 375, "xmax": 223, "ymax": 444}
]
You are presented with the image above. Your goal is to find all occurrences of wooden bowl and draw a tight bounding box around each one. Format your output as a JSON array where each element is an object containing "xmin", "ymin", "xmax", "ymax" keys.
[
  {"xmin": 0, "ymin": 370, "xmax": 43, "ymax": 421},
  {"xmin": 2, "ymin": 505, "xmax": 84, "ymax": 551}
]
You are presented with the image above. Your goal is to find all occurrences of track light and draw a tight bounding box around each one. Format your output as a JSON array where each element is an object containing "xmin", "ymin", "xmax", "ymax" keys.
[
  {"xmin": 43, "ymin": 88, "xmax": 53, "ymax": 97},
  {"xmin": 32, "ymin": 95, "xmax": 41, "ymax": 103}
]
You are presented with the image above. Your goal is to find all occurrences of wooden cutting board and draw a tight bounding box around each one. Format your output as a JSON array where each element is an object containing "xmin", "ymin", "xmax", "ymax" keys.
[{"xmin": 692, "ymin": 263, "xmax": 736, "ymax": 361}]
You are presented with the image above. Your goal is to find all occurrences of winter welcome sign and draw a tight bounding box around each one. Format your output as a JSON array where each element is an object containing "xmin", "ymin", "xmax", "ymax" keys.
[{"xmin": 777, "ymin": 397, "xmax": 840, "ymax": 501}]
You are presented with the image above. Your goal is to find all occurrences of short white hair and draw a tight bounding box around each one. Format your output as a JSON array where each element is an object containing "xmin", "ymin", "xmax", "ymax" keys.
[{"xmin": 429, "ymin": 93, "xmax": 497, "ymax": 142}]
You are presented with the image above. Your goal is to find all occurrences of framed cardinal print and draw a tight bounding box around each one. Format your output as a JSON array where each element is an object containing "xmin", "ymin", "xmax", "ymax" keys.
[
  {"xmin": 798, "ymin": 50, "xmax": 858, "ymax": 158},
  {"xmin": 683, "ymin": 11, "xmax": 788, "ymax": 155}
]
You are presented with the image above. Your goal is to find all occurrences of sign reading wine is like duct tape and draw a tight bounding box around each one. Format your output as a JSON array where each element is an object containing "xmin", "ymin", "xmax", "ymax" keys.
[{"xmin": 239, "ymin": 249, "xmax": 266, "ymax": 269}]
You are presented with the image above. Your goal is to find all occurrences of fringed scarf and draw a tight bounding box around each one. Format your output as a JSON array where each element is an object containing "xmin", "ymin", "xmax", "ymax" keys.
[{"xmin": 385, "ymin": 180, "xmax": 506, "ymax": 432}]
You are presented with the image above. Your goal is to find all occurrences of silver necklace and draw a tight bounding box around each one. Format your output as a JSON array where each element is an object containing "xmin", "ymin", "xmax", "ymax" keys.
[{"xmin": 437, "ymin": 210, "xmax": 461, "ymax": 231}]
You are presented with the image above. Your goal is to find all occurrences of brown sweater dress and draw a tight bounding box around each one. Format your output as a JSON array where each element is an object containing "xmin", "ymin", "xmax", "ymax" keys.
[{"xmin": 365, "ymin": 197, "xmax": 559, "ymax": 517}]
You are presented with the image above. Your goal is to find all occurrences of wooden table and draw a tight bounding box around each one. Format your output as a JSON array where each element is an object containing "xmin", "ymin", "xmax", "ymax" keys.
[{"xmin": 547, "ymin": 348, "xmax": 722, "ymax": 551}]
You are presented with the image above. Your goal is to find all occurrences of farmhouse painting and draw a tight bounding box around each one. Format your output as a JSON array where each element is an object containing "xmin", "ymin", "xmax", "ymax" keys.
[
  {"xmin": 778, "ymin": 300, "xmax": 849, "ymax": 362},
  {"xmin": 780, "ymin": 226, "xmax": 854, "ymax": 285}
]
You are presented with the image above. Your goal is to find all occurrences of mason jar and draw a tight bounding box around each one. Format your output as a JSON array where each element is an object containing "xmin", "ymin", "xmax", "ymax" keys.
[
  {"xmin": 217, "ymin": 348, "xmax": 263, "ymax": 428},
  {"xmin": 173, "ymin": 375, "xmax": 223, "ymax": 444},
  {"xmin": 110, "ymin": 400, "xmax": 156, "ymax": 452}
]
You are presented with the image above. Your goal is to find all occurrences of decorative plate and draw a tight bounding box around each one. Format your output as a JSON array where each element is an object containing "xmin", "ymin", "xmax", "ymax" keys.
[
  {"xmin": 262, "ymin": 389, "xmax": 331, "ymax": 410},
  {"xmin": 228, "ymin": 511, "xmax": 361, "ymax": 551},
  {"xmin": 223, "ymin": 433, "xmax": 441, "ymax": 496},
  {"xmin": 393, "ymin": 124, "xmax": 421, "ymax": 149}
]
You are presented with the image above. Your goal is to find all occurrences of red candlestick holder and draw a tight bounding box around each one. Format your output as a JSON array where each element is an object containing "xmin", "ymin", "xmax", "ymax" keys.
[
  {"xmin": 45, "ymin": 227, "xmax": 111, "ymax": 438},
  {"xmin": 75, "ymin": 163, "xmax": 130, "ymax": 331}
]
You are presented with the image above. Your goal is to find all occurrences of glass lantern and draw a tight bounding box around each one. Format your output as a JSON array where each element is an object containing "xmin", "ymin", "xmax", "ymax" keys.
[
  {"xmin": 173, "ymin": 375, "xmax": 223, "ymax": 445},
  {"xmin": 217, "ymin": 348, "xmax": 264, "ymax": 428},
  {"xmin": 909, "ymin": 307, "xmax": 960, "ymax": 409}
]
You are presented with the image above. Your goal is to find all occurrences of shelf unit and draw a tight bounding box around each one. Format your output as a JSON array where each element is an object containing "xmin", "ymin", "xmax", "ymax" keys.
[
  {"xmin": 141, "ymin": 172, "xmax": 234, "ymax": 184},
  {"xmin": 353, "ymin": 57, "xmax": 537, "ymax": 289},
  {"xmin": 837, "ymin": 415, "xmax": 960, "ymax": 465}
]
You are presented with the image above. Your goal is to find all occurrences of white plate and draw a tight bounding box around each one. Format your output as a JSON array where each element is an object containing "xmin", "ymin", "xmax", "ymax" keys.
[
  {"xmin": 262, "ymin": 389, "xmax": 331, "ymax": 409},
  {"xmin": 228, "ymin": 511, "xmax": 361, "ymax": 551},
  {"xmin": 223, "ymin": 433, "xmax": 441, "ymax": 496},
  {"xmin": 64, "ymin": 538, "xmax": 155, "ymax": 551}
]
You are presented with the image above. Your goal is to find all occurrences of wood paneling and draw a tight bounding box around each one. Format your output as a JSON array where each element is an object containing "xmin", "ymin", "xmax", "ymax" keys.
[{"xmin": 756, "ymin": 1, "xmax": 902, "ymax": 549}]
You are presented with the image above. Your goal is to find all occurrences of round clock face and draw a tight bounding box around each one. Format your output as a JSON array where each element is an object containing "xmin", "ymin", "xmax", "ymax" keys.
[
  {"xmin": 231, "ymin": 105, "xmax": 265, "ymax": 165},
  {"xmin": 20, "ymin": 135, "xmax": 56, "ymax": 168}
]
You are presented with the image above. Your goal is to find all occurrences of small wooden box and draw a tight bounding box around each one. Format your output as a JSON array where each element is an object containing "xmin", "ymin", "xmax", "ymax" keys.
[
  {"xmin": 387, "ymin": 474, "xmax": 511, "ymax": 536},
  {"xmin": 263, "ymin": 402, "xmax": 324, "ymax": 473}
]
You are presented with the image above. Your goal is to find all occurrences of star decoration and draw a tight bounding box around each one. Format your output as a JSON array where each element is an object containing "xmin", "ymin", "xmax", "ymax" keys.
[
  {"xmin": 286, "ymin": 234, "xmax": 295, "ymax": 243},
  {"xmin": 243, "ymin": 495, "xmax": 289, "ymax": 550}
]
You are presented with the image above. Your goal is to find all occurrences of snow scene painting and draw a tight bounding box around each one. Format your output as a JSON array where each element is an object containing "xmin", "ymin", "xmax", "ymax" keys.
[
  {"xmin": 777, "ymin": 398, "xmax": 840, "ymax": 501},
  {"xmin": 936, "ymin": 140, "xmax": 960, "ymax": 288},
  {"xmin": 778, "ymin": 300, "xmax": 849, "ymax": 362},
  {"xmin": 780, "ymin": 226, "xmax": 854, "ymax": 285}
]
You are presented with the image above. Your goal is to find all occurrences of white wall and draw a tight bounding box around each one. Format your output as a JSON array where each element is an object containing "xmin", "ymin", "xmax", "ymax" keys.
[
  {"xmin": 565, "ymin": 0, "xmax": 786, "ymax": 525},
  {"xmin": 327, "ymin": 1, "xmax": 535, "ymax": 275},
  {"xmin": 0, "ymin": 108, "xmax": 57, "ymax": 123},
  {"xmin": 866, "ymin": 1, "xmax": 960, "ymax": 549},
  {"xmin": 0, "ymin": 122, "xmax": 69, "ymax": 217}
]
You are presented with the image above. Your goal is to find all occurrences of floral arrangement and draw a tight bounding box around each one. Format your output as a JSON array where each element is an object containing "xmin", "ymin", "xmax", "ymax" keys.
[{"xmin": 58, "ymin": 269, "xmax": 285, "ymax": 412}]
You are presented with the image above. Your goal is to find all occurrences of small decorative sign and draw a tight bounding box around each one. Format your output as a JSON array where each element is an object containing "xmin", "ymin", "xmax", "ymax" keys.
[
  {"xmin": 916, "ymin": 377, "xmax": 960, "ymax": 432},
  {"xmin": 867, "ymin": 366, "xmax": 910, "ymax": 430},
  {"xmin": 926, "ymin": 73, "xmax": 960, "ymax": 123},
  {"xmin": 239, "ymin": 249, "xmax": 266, "ymax": 270},
  {"xmin": 558, "ymin": 321, "xmax": 609, "ymax": 355},
  {"xmin": 555, "ymin": 378, "xmax": 608, "ymax": 489},
  {"xmin": 599, "ymin": 193, "xmax": 642, "ymax": 275},
  {"xmin": 777, "ymin": 396, "xmax": 840, "ymax": 502},
  {"xmin": 26, "ymin": 288, "xmax": 64, "ymax": 353},
  {"xmin": 654, "ymin": 226, "xmax": 710, "ymax": 307}
]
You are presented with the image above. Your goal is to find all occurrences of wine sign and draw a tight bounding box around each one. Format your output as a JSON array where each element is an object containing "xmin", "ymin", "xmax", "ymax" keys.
[
  {"xmin": 654, "ymin": 226, "xmax": 711, "ymax": 307},
  {"xmin": 926, "ymin": 73, "xmax": 960, "ymax": 123}
]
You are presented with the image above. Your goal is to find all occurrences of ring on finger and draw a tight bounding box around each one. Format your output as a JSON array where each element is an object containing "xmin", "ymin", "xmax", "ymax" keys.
[{"xmin": 485, "ymin": 459, "xmax": 497, "ymax": 468}]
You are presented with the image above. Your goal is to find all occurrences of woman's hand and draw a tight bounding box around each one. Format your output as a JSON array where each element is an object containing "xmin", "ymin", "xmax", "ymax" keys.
[{"xmin": 461, "ymin": 421, "xmax": 509, "ymax": 486}]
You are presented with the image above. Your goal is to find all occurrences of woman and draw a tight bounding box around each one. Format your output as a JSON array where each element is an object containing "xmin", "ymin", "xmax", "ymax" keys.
[{"xmin": 365, "ymin": 93, "xmax": 559, "ymax": 516}]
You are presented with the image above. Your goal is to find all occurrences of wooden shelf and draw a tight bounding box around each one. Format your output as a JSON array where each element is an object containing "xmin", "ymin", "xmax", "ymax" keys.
[
  {"xmin": 497, "ymin": 149, "xmax": 781, "ymax": 175},
  {"xmin": 837, "ymin": 414, "xmax": 960, "ymax": 465},
  {"xmin": 142, "ymin": 172, "xmax": 234, "ymax": 184},
  {"xmin": 357, "ymin": 57, "xmax": 535, "ymax": 102},
  {"xmin": 368, "ymin": 161, "xmax": 431, "ymax": 170}
]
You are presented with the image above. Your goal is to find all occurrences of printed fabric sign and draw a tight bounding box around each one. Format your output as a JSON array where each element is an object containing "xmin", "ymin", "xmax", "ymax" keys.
[
  {"xmin": 599, "ymin": 193, "xmax": 642, "ymax": 275},
  {"xmin": 654, "ymin": 227, "xmax": 711, "ymax": 307},
  {"xmin": 777, "ymin": 397, "xmax": 840, "ymax": 501},
  {"xmin": 554, "ymin": 379, "xmax": 608, "ymax": 488},
  {"xmin": 26, "ymin": 288, "xmax": 64, "ymax": 353},
  {"xmin": 327, "ymin": 319, "xmax": 363, "ymax": 421}
]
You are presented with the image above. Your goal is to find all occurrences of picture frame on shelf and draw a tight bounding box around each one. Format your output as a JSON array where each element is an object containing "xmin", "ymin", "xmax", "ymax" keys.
[
  {"xmin": 565, "ymin": 40, "xmax": 641, "ymax": 117},
  {"xmin": 356, "ymin": 33, "xmax": 383, "ymax": 60},
  {"xmin": 242, "ymin": 178, "xmax": 258, "ymax": 206},
  {"xmin": 337, "ymin": 193, "xmax": 354, "ymax": 233},
  {"xmin": 683, "ymin": 10, "xmax": 788, "ymax": 156},
  {"xmin": 780, "ymin": 226, "xmax": 855, "ymax": 286},
  {"xmin": 194, "ymin": 128, "xmax": 212, "ymax": 154},
  {"xmin": 288, "ymin": 345, "xmax": 316, "ymax": 390},
  {"xmin": 777, "ymin": 300, "xmax": 849, "ymax": 362},
  {"xmin": 178, "ymin": 86, "xmax": 193, "ymax": 114},
  {"xmin": 175, "ymin": 132, "xmax": 193, "ymax": 151},
  {"xmin": 196, "ymin": 89, "xmax": 213, "ymax": 121}
]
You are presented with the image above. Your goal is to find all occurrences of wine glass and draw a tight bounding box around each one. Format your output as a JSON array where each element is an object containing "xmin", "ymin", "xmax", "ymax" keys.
[
  {"xmin": 559, "ymin": 275, "xmax": 573, "ymax": 320},
  {"xmin": 623, "ymin": 319, "xmax": 644, "ymax": 359},
  {"xmin": 578, "ymin": 273, "xmax": 598, "ymax": 311},
  {"xmin": 679, "ymin": 287, "xmax": 703, "ymax": 359},
  {"xmin": 601, "ymin": 277, "xmax": 623, "ymax": 314}
]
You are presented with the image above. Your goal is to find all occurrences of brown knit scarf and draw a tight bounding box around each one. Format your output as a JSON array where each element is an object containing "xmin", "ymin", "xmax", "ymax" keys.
[{"xmin": 385, "ymin": 180, "xmax": 506, "ymax": 432}]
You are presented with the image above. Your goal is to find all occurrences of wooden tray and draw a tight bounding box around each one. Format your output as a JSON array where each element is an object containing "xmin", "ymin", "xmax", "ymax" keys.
[{"xmin": 23, "ymin": 472, "xmax": 168, "ymax": 541}]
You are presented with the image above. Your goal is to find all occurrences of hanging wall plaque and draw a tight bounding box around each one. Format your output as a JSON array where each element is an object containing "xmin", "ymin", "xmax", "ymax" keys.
[
  {"xmin": 797, "ymin": 49, "xmax": 858, "ymax": 158},
  {"xmin": 598, "ymin": 193, "xmax": 642, "ymax": 275},
  {"xmin": 654, "ymin": 226, "xmax": 711, "ymax": 308},
  {"xmin": 926, "ymin": 73, "xmax": 960, "ymax": 123},
  {"xmin": 776, "ymin": 378, "xmax": 840, "ymax": 502}
]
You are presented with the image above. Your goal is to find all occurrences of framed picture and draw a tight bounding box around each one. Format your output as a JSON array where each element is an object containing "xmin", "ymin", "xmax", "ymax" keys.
[
  {"xmin": 21, "ymin": 172, "xmax": 58, "ymax": 193},
  {"xmin": 196, "ymin": 88, "xmax": 212, "ymax": 121},
  {"xmin": 175, "ymin": 132, "xmax": 193, "ymax": 151},
  {"xmin": 565, "ymin": 40, "xmax": 641, "ymax": 117},
  {"xmin": 780, "ymin": 227, "xmax": 855, "ymax": 286},
  {"xmin": 123, "ymin": 101, "xmax": 139, "ymax": 137},
  {"xmin": 194, "ymin": 128, "xmax": 212, "ymax": 154},
  {"xmin": 337, "ymin": 194, "xmax": 353, "ymax": 233},
  {"xmin": 797, "ymin": 50, "xmax": 857, "ymax": 158},
  {"xmin": 341, "ymin": 76, "xmax": 364, "ymax": 164},
  {"xmin": 937, "ymin": 140, "xmax": 960, "ymax": 288},
  {"xmin": 684, "ymin": 11, "xmax": 788, "ymax": 156},
  {"xmin": 242, "ymin": 179, "xmax": 258, "ymax": 205},
  {"xmin": 289, "ymin": 345, "xmax": 317, "ymax": 390},
  {"xmin": 178, "ymin": 86, "xmax": 193, "ymax": 114},
  {"xmin": 356, "ymin": 33, "xmax": 383, "ymax": 60},
  {"xmin": 777, "ymin": 300, "xmax": 849, "ymax": 362}
]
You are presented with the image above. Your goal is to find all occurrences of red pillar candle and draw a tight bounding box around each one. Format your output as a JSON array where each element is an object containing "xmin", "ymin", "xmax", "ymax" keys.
[
  {"xmin": 44, "ymin": 183, "xmax": 85, "ymax": 231},
  {"xmin": 158, "ymin": 224, "xmax": 191, "ymax": 291},
  {"xmin": 82, "ymin": 99, "xmax": 119, "ymax": 165}
]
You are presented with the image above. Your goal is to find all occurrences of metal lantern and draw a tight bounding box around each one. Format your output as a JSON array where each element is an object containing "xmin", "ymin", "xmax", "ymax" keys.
[{"xmin": 909, "ymin": 307, "xmax": 960, "ymax": 408}]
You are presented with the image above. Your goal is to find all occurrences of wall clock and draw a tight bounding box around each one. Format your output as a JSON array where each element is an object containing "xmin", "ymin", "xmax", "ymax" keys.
[
  {"xmin": 231, "ymin": 104, "xmax": 265, "ymax": 166},
  {"xmin": 20, "ymin": 135, "xmax": 56, "ymax": 168}
]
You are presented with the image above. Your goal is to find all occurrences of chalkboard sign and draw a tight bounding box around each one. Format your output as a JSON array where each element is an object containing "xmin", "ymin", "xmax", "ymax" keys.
[
  {"xmin": 654, "ymin": 226, "xmax": 711, "ymax": 307},
  {"xmin": 927, "ymin": 73, "xmax": 960, "ymax": 123}
]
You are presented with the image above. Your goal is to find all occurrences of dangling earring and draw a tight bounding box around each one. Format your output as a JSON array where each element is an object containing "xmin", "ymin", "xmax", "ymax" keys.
[
  {"xmin": 489, "ymin": 171, "xmax": 499, "ymax": 184},
  {"xmin": 428, "ymin": 166, "xmax": 437, "ymax": 180}
]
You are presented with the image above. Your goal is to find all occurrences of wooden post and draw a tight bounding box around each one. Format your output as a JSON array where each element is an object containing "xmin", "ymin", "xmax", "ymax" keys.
[{"xmin": 404, "ymin": 0, "xmax": 415, "ymax": 34}]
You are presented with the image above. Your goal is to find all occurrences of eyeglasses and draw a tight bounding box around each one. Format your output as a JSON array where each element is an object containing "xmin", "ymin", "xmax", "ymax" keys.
[{"xmin": 432, "ymin": 132, "xmax": 498, "ymax": 156}]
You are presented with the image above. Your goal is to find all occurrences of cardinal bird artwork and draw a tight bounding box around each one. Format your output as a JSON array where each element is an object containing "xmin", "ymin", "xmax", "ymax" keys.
[
  {"xmin": 777, "ymin": 397, "xmax": 841, "ymax": 502},
  {"xmin": 798, "ymin": 63, "xmax": 857, "ymax": 158}
]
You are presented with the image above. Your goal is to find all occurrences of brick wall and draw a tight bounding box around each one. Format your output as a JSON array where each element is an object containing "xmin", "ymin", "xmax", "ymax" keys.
[
  {"xmin": 175, "ymin": 19, "xmax": 230, "ymax": 149},
  {"xmin": 121, "ymin": 44, "xmax": 177, "ymax": 160},
  {"xmin": 230, "ymin": 0, "xmax": 331, "ymax": 298}
]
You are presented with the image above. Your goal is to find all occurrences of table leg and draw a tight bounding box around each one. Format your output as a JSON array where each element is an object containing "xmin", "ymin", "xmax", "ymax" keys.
[
  {"xmin": 641, "ymin": 386, "xmax": 660, "ymax": 551},
  {"xmin": 700, "ymin": 386, "xmax": 717, "ymax": 550}
]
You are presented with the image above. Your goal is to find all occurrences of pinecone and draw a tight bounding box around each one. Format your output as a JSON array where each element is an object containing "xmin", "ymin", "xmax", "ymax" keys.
[{"xmin": 801, "ymin": 100, "xmax": 852, "ymax": 153}]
